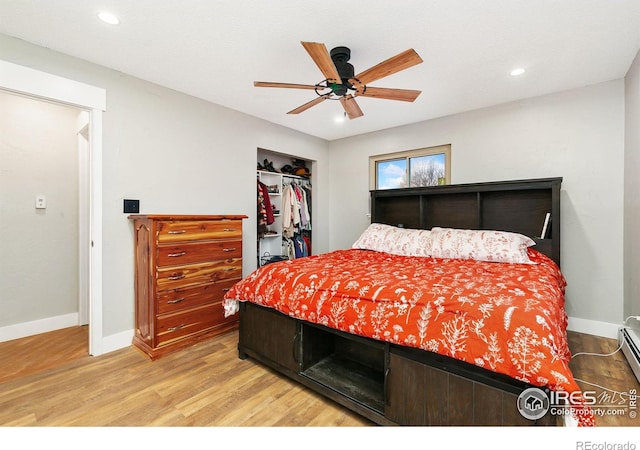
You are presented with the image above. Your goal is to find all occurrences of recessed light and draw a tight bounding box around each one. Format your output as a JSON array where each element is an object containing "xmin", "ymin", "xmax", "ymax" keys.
[
  {"xmin": 510, "ymin": 68, "xmax": 526, "ymax": 76},
  {"xmin": 98, "ymin": 11, "xmax": 120, "ymax": 25}
]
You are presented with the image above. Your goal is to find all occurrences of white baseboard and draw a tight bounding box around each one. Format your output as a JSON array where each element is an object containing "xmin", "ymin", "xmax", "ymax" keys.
[
  {"xmin": 0, "ymin": 313, "xmax": 79, "ymax": 343},
  {"xmin": 0, "ymin": 315, "xmax": 134, "ymax": 356},
  {"xmin": 567, "ymin": 315, "xmax": 621, "ymax": 340},
  {"xmin": 100, "ymin": 329, "xmax": 134, "ymax": 355}
]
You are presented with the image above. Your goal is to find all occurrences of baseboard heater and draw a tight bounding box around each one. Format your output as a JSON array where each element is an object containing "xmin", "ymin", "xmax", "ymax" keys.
[{"xmin": 618, "ymin": 327, "xmax": 640, "ymax": 384}]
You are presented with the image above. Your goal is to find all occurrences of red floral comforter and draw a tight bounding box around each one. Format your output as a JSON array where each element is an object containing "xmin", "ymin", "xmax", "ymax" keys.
[{"xmin": 223, "ymin": 248, "xmax": 594, "ymax": 426}]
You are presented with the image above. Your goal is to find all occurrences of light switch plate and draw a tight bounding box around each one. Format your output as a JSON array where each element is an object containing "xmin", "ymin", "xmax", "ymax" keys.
[{"xmin": 35, "ymin": 195, "xmax": 46, "ymax": 209}]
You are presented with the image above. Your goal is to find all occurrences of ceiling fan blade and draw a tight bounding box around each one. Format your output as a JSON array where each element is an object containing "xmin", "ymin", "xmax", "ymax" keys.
[
  {"xmin": 356, "ymin": 86, "xmax": 421, "ymax": 102},
  {"xmin": 340, "ymin": 95, "xmax": 363, "ymax": 119},
  {"xmin": 254, "ymin": 81, "xmax": 320, "ymax": 90},
  {"xmin": 287, "ymin": 94, "xmax": 331, "ymax": 115},
  {"xmin": 354, "ymin": 48, "xmax": 423, "ymax": 86},
  {"xmin": 301, "ymin": 41, "xmax": 342, "ymax": 84}
]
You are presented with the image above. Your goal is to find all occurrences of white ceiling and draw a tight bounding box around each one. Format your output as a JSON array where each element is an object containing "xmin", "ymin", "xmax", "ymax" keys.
[{"xmin": 1, "ymin": 0, "xmax": 639, "ymax": 141}]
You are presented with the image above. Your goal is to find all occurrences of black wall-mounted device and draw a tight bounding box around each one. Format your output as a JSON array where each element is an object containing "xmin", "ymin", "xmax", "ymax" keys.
[{"xmin": 123, "ymin": 199, "xmax": 140, "ymax": 214}]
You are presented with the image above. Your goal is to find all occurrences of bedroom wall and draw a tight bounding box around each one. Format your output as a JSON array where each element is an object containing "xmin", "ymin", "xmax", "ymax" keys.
[
  {"xmin": 624, "ymin": 49, "xmax": 640, "ymax": 326},
  {"xmin": 0, "ymin": 33, "xmax": 330, "ymax": 343},
  {"xmin": 328, "ymin": 80, "xmax": 625, "ymax": 336}
]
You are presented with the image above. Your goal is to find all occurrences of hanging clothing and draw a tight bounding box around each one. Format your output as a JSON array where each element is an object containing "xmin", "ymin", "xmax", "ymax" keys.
[
  {"xmin": 258, "ymin": 179, "xmax": 274, "ymax": 225},
  {"xmin": 302, "ymin": 233, "xmax": 312, "ymax": 256},
  {"xmin": 303, "ymin": 184, "xmax": 312, "ymax": 226},
  {"xmin": 298, "ymin": 184, "xmax": 311, "ymax": 231},
  {"xmin": 294, "ymin": 184, "xmax": 307, "ymax": 228},
  {"xmin": 283, "ymin": 238, "xmax": 295, "ymax": 260},
  {"xmin": 293, "ymin": 234, "xmax": 307, "ymax": 258},
  {"xmin": 257, "ymin": 179, "xmax": 269, "ymax": 237},
  {"xmin": 282, "ymin": 183, "xmax": 300, "ymax": 238}
]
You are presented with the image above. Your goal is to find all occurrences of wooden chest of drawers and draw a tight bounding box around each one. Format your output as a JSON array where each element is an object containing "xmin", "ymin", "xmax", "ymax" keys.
[{"xmin": 129, "ymin": 214, "xmax": 247, "ymax": 359}]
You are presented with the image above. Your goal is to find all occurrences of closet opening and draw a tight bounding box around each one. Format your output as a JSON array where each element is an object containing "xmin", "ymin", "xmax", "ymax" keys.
[{"xmin": 257, "ymin": 148, "xmax": 313, "ymax": 268}]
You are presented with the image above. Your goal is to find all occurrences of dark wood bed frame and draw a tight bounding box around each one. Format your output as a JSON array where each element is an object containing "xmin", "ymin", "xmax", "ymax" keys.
[{"xmin": 237, "ymin": 177, "xmax": 563, "ymax": 426}]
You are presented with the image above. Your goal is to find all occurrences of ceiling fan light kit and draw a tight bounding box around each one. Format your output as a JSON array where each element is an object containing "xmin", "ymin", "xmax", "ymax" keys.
[{"xmin": 254, "ymin": 41, "xmax": 423, "ymax": 119}]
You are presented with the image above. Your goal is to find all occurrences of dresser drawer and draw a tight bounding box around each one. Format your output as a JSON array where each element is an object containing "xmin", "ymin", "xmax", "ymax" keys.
[
  {"xmin": 156, "ymin": 259, "xmax": 242, "ymax": 291},
  {"xmin": 157, "ymin": 239, "xmax": 242, "ymax": 267},
  {"xmin": 157, "ymin": 220, "xmax": 242, "ymax": 243},
  {"xmin": 156, "ymin": 302, "xmax": 237, "ymax": 346},
  {"xmin": 156, "ymin": 278, "xmax": 238, "ymax": 315}
]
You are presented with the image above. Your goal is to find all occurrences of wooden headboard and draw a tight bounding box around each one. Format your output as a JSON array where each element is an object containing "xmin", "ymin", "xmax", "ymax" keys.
[{"xmin": 370, "ymin": 177, "xmax": 562, "ymax": 266}]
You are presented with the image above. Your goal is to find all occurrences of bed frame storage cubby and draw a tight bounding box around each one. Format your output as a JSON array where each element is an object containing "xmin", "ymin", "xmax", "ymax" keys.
[
  {"xmin": 238, "ymin": 301, "xmax": 394, "ymax": 424},
  {"xmin": 300, "ymin": 323, "xmax": 387, "ymax": 415},
  {"xmin": 236, "ymin": 177, "xmax": 563, "ymax": 426}
]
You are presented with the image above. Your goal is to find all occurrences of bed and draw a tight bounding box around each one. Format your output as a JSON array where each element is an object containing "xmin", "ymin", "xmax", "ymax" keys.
[{"xmin": 223, "ymin": 177, "xmax": 594, "ymax": 426}]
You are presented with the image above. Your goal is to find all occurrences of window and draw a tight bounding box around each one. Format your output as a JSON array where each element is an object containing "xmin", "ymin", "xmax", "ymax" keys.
[{"xmin": 370, "ymin": 144, "xmax": 451, "ymax": 190}]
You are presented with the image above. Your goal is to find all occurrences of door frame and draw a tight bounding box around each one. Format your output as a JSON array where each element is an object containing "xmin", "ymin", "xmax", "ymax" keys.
[
  {"xmin": 78, "ymin": 121, "xmax": 90, "ymax": 326},
  {"xmin": 0, "ymin": 59, "xmax": 106, "ymax": 356}
]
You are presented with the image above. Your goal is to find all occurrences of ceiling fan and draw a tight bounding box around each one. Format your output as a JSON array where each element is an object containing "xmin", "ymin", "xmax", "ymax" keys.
[{"xmin": 254, "ymin": 41, "xmax": 423, "ymax": 119}]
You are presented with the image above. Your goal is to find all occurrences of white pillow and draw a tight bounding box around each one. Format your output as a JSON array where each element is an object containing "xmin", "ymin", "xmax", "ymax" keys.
[
  {"xmin": 429, "ymin": 227, "xmax": 535, "ymax": 264},
  {"xmin": 352, "ymin": 223, "xmax": 433, "ymax": 257}
]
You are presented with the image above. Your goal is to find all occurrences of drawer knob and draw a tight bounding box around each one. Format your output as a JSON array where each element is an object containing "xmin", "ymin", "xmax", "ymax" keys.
[
  {"xmin": 167, "ymin": 324, "xmax": 186, "ymax": 332},
  {"xmin": 168, "ymin": 273, "xmax": 185, "ymax": 281},
  {"xmin": 223, "ymin": 228, "xmax": 236, "ymax": 232},
  {"xmin": 167, "ymin": 298, "xmax": 185, "ymax": 304},
  {"xmin": 168, "ymin": 251, "xmax": 186, "ymax": 257},
  {"xmin": 223, "ymin": 248, "xmax": 236, "ymax": 252},
  {"xmin": 168, "ymin": 230, "xmax": 186, "ymax": 234}
]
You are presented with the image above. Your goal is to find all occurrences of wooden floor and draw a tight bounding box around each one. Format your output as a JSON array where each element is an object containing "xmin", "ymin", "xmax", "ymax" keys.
[
  {"xmin": 567, "ymin": 330, "xmax": 640, "ymax": 426},
  {"xmin": 0, "ymin": 327, "xmax": 638, "ymax": 427},
  {"xmin": 0, "ymin": 326, "xmax": 88, "ymax": 384},
  {"xmin": 0, "ymin": 326, "xmax": 369, "ymax": 426}
]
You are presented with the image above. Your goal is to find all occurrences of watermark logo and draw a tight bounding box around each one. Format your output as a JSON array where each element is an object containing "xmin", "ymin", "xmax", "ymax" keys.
[
  {"xmin": 517, "ymin": 387, "xmax": 550, "ymax": 420},
  {"xmin": 517, "ymin": 387, "xmax": 637, "ymax": 420},
  {"xmin": 576, "ymin": 442, "xmax": 636, "ymax": 450}
]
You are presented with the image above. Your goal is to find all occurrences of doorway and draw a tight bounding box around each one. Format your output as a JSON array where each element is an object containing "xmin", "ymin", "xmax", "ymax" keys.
[
  {"xmin": 0, "ymin": 60, "xmax": 105, "ymax": 355},
  {"xmin": 0, "ymin": 90, "xmax": 85, "ymax": 334}
]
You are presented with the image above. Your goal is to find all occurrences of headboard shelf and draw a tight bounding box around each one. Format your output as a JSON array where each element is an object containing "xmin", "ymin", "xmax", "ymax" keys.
[{"xmin": 370, "ymin": 177, "xmax": 562, "ymax": 266}]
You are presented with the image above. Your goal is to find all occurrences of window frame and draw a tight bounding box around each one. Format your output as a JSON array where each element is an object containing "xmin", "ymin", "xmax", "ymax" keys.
[{"xmin": 369, "ymin": 144, "xmax": 451, "ymax": 190}]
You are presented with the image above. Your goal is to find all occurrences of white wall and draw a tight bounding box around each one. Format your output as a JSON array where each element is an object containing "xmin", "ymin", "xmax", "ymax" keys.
[
  {"xmin": 329, "ymin": 80, "xmax": 625, "ymax": 333},
  {"xmin": 0, "ymin": 33, "xmax": 330, "ymax": 341},
  {"xmin": 624, "ymin": 49, "xmax": 640, "ymax": 324},
  {"xmin": 0, "ymin": 91, "xmax": 80, "ymax": 327}
]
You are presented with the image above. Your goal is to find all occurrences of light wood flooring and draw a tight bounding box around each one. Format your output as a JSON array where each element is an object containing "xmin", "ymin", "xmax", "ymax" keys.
[
  {"xmin": 567, "ymin": 330, "xmax": 640, "ymax": 426},
  {"xmin": 0, "ymin": 327, "xmax": 638, "ymax": 427},
  {"xmin": 0, "ymin": 326, "xmax": 369, "ymax": 426}
]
